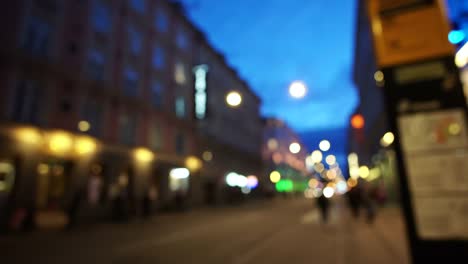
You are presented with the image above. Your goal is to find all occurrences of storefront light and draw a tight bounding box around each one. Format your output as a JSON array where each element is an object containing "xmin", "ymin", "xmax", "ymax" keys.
[
  {"xmin": 15, "ymin": 127, "xmax": 42, "ymax": 145},
  {"xmin": 134, "ymin": 148, "xmax": 154, "ymax": 163},
  {"xmin": 75, "ymin": 136, "xmax": 97, "ymax": 155},
  {"xmin": 170, "ymin": 168, "xmax": 190, "ymax": 179},
  {"xmin": 246, "ymin": 175, "xmax": 259, "ymax": 189},
  {"xmin": 185, "ymin": 156, "xmax": 202, "ymax": 172},
  {"xmin": 49, "ymin": 131, "xmax": 73, "ymax": 154}
]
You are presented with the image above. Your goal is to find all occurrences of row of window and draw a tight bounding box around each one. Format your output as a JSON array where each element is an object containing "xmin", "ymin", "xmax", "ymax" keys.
[
  {"xmin": 23, "ymin": 5, "xmax": 188, "ymax": 66},
  {"xmin": 92, "ymin": 1, "xmax": 189, "ymax": 50},
  {"xmin": 10, "ymin": 79, "xmax": 187, "ymax": 155}
]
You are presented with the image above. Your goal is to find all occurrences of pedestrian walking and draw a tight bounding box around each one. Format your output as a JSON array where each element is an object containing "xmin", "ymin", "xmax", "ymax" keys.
[
  {"xmin": 317, "ymin": 193, "xmax": 330, "ymax": 223},
  {"xmin": 346, "ymin": 184, "xmax": 362, "ymax": 219}
]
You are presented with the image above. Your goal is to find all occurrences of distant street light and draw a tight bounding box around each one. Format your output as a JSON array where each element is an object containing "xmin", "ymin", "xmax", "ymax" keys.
[
  {"xmin": 289, "ymin": 142, "xmax": 301, "ymax": 154},
  {"xmin": 226, "ymin": 91, "xmax": 242, "ymax": 107},
  {"xmin": 319, "ymin": 140, "xmax": 331, "ymax": 151},
  {"xmin": 288, "ymin": 81, "xmax": 307, "ymax": 99}
]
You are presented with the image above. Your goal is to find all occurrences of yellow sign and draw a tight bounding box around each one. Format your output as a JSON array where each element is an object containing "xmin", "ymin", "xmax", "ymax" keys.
[{"xmin": 368, "ymin": 0, "xmax": 454, "ymax": 68}]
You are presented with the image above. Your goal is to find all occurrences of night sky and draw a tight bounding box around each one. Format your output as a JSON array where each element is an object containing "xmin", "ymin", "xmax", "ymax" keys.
[{"xmin": 181, "ymin": 0, "xmax": 359, "ymax": 135}]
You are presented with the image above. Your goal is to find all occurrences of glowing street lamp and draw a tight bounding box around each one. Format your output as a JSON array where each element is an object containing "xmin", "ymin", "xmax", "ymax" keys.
[
  {"xmin": 319, "ymin": 140, "xmax": 331, "ymax": 151},
  {"xmin": 226, "ymin": 91, "xmax": 242, "ymax": 107},
  {"xmin": 288, "ymin": 81, "xmax": 307, "ymax": 99},
  {"xmin": 289, "ymin": 142, "xmax": 301, "ymax": 154}
]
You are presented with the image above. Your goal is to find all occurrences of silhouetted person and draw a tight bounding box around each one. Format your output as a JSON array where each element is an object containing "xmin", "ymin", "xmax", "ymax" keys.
[
  {"xmin": 317, "ymin": 194, "xmax": 330, "ymax": 223},
  {"xmin": 347, "ymin": 185, "xmax": 362, "ymax": 219},
  {"xmin": 66, "ymin": 188, "xmax": 85, "ymax": 230},
  {"xmin": 362, "ymin": 182, "xmax": 376, "ymax": 224},
  {"xmin": 142, "ymin": 191, "xmax": 151, "ymax": 218},
  {"xmin": 175, "ymin": 191, "xmax": 185, "ymax": 211}
]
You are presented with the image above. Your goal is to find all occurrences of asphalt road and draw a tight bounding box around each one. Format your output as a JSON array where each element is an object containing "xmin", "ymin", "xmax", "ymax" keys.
[{"xmin": 0, "ymin": 197, "xmax": 410, "ymax": 264}]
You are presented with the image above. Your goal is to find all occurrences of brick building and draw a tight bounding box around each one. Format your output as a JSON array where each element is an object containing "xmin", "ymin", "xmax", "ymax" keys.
[{"xmin": 0, "ymin": 0, "xmax": 214, "ymax": 230}]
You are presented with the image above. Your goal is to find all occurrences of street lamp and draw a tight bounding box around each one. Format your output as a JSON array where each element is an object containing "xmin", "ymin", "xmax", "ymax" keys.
[
  {"xmin": 319, "ymin": 140, "xmax": 331, "ymax": 151},
  {"xmin": 288, "ymin": 81, "xmax": 307, "ymax": 99},
  {"xmin": 226, "ymin": 91, "xmax": 242, "ymax": 107},
  {"xmin": 289, "ymin": 142, "xmax": 301, "ymax": 154}
]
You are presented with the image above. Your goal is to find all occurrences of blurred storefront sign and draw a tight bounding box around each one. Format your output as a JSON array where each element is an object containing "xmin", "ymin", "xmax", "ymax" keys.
[{"xmin": 368, "ymin": 0, "xmax": 454, "ymax": 68}]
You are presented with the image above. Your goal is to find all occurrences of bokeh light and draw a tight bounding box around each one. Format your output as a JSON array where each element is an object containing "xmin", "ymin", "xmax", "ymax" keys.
[
  {"xmin": 288, "ymin": 81, "xmax": 307, "ymax": 99},
  {"xmin": 319, "ymin": 140, "xmax": 331, "ymax": 151}
]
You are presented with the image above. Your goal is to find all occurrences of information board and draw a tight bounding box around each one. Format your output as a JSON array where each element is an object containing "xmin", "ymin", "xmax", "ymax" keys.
[{"xmin": 398, "ymin": 109, "xmax": 468, "ymax": 239}]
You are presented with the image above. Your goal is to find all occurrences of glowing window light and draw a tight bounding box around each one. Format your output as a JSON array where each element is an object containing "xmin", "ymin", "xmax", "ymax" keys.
[
  {"xmin": 311, "ymin": 150, "xmax": 323, "ymax": 163},
  {"xmin": 288, "ymin": 81, "xmax": 307, "ymax": 99},
  {"xmin": 267, "ymin": 138, "xmax": 279, "ymax": 150},
  {"xmin": 75, "ymin": 136, "xmax": 97, "ymax": 155},
  {"xmin": 78, "ymin": 120, "xmax": 91, "ymax": 132},
  {"xmin": 289, "ymin": 142, "xmax": 301, "ymax": 154},
  {"xmin": 325, "ymin": 155, "xmax": 336, "ymax": 166},
  {"xmin": 319, "ymin": 140, "xmax": 331, "ymax": 152},
  {"xmin": 226, "ymin": 91, "xmax": 242, "ymax": 107},
  {"xmin": 323, "ymin": 186, "xmax": 335, "ymax": 198},
  {"xmin": 202, "ymin": 151, "xmax": 213, "ymax": 161},
  {"xmin": 448, "ymin": 30, "xmax": 465, "ymax": 45},
  {"xmin": 134, "ymin": 148, "xmax": 154, "ymax": 162},
  {"xmin": 269, "ymin": 171, "xmax": 281, "ymax": 183},
  {"xmin": 193, "ymin": 65, "xmax": 209, "ymax": 119},
  {"xmin": 49, "ymin": 132, "xmax": 73, "ymax": 154},
  {"xmin": 185, "ymin": 156, "xmax": 202, "ymax": 172},
  {"xmin": 359, "ymin": 166, "xmax": 370, "ymax": 179},
  {"xmin": 170, "ymin": 168, "xmax": 190, "ymax": 179}
]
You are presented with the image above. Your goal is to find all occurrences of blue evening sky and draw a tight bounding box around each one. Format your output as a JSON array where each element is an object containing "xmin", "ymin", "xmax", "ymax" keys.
[{"xmin": 181, "ymin": 0, "xmax": 359, "ymax": 133}]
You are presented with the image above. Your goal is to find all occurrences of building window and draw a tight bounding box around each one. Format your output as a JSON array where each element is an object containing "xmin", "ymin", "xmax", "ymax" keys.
[
  {"xmin": 151, "ymin": 81, "xmax": 163, "ymax": 108},
  {"xmin": 21, "ymin": 16, "xmax": 51, "ymax": 56},
  {"xmin": 119, "ymin": 113, "xmax": 137, "ymax": 145},
  {"xmin": 149, "ymin": 123, "xmax": 162, "ymax": 150},
  {"xmin": 154, "ymin": 8, "xmax": 168, "ymax": 32},
  {"xmin": 129, "ymin": 0, "xmax": 145, "ymax": 13},
  {"xmin": 152, "ymin": 46, "xmax": 165, "ymax": 69},
  {"xmin": 127, "ymin": 25, "xmax": 142, "ymax": 55},
  {"xmin": 87, "ymin": 49, "xmax": 105, "ymax": 80},
  {"xmin": 175, "ymin": 133, "xmax": 185, "ymax": 155},
  {"xmin": 175, "ymin": 97, "xmax": 186, "ymax": 118},
  {"xmin": 174, "ymin": 62, "xmax": 186, "ymax": 85},
  {"xmin": 124, "ymin": 67, "xmax": 139, "ymax": 97},
  {"xmin": 176, "ymin": 26, "xmax": 189, "ymax": 50},
  {"xmin": 81, "ymin": 99, "xmax": 103, "ymax": 137},
  {"xmin": 11, "ymin": 80, "xmax": 42, "ymax": 124},
  {"xmin": 91, "ymin": 1, "xmax": 111, "ymax": 33}
]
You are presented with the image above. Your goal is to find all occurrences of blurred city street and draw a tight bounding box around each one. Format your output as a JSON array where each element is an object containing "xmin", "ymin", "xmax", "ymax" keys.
[{"xmin": 0, "ymin": 198, "xmax": 409, "ymax": 264}]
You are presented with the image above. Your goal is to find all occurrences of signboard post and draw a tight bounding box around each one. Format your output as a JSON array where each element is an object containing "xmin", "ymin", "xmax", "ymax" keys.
[{"xmin": 368, "ymin": 0, "xmax": 468, "ymax": 262}]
